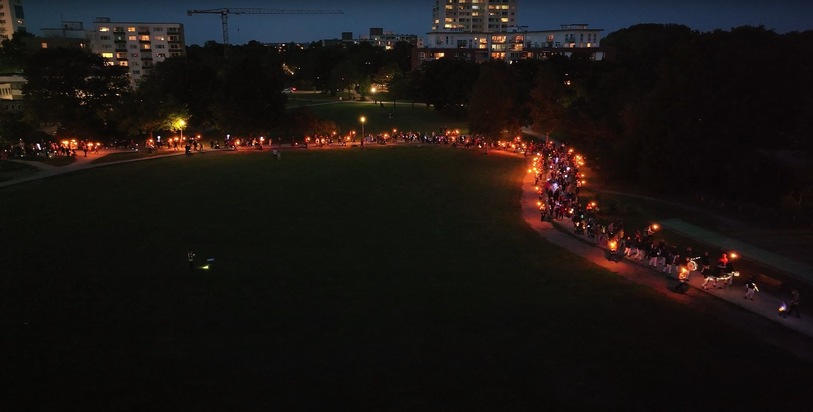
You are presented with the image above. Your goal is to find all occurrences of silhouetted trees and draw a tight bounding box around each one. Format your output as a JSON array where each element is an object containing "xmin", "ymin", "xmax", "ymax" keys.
[{"xmin": 22, "ymin": 48, "xmax": 130, "ymax": 139}]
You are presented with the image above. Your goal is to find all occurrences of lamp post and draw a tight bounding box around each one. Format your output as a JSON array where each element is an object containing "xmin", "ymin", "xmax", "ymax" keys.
[
  {"xmin": 178, "ymin": 119, "xmax": 187, "ymax": 142},
  {"xmin": 360, "ymin": 116, "xmax": 366, "ymax": 146}
]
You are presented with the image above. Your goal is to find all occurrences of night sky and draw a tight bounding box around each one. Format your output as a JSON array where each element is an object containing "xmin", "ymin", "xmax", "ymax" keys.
[{"xmin": 24, "ymin": 0, "xmax": 813, "ymax": 45}]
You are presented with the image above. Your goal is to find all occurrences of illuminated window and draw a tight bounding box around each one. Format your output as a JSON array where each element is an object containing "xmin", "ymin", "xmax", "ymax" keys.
[
  {"xmin": 99, "ymin": 26, "xmax": 110, "ymax": 32},
  {"xmin": 128, "ymin": 35, "xmax": 136, "ymax": 41},
  {"xmin": 101, "ymin": 52, "xmax": 113, "ymax": 58},
  {"xmin": 139, "ymin": 35, "xmax": 150, "ymax": 41},
  {"xmin": 41, "ymin": 42, "xmax": 47, "ymax": 49},
  {"xmin": 127, "ymin": 27, "xmax": 136, "ymax": 32}
]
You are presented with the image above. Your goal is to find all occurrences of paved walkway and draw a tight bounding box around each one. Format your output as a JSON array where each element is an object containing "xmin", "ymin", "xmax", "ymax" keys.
[
  {"xmin": 518, "ymin": 165, "xmax": 813, "ymax": 363},
  {"xmin": 0, "ymin": 149, "xmax": 193, "ymax": 189},
  {"xmin": 659, "ymin": 219, "xmax": 813, "ymax": 285}
]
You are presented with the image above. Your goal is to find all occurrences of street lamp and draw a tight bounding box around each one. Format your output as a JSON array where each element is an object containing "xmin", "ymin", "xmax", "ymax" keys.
[
  {"xmin": 360, "ymin": 116, "xmax": 366, "ymax": 146},
  {"xmin": 177, "ymin": 119, "xmax": 187, "ymax": 142}
]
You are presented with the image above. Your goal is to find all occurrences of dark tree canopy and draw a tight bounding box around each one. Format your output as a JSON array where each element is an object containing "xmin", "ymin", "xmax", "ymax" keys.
[
  {"xmin": 22, "ymin": 48, "xmax": 130, "ymax": 138},
  {"xmin": 468, "ymin": 61, "xmax": 519, "ymax": 138}
]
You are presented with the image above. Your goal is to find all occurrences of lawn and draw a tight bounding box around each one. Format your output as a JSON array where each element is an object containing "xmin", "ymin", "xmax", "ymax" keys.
[
  {"xmin": 0, "ymin": 159, "xmax": 38, "ymax": 182},
  {"xmin": 2, "ymin": 147, "xmax": 811, "ymax": 411},
  {"xmin": 91, "ymin": 149, "xmax": 180, "ymax": 164},
  {"xmin": 283, "ymin": 98, "xmax": 468, "ymax": 136}
]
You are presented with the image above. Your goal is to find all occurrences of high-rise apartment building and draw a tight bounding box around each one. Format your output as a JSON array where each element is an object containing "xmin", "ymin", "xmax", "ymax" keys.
[
  {"xmin": 0, "ymin": 0, "xmax": 26, "ymax": 40},
  {"xmin": 432, "ymin": 0, "xmax": 517, "ymax": 33},
  {"xmin": 89, "ymin": 17, "xmax": 185, "ymax": 85}
]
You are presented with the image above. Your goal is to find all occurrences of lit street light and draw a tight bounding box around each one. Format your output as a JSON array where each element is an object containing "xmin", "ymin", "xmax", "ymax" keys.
[
  {"xmin": 174, "ymin": 118, "xmax": 187, "ymax": 142},
  {"xmin": 360, "ymin": 116, "xmax": 366, "ymax": 147}
]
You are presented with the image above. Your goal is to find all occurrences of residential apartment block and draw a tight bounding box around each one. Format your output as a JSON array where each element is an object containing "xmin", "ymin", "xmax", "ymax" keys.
[
  {"xmin": 339, "ymin": 28, "xmax": 422, "ymax": 49},
  {"xmin": 0, "ymin": 0, "xmax": 26, "ymax": 40},
  {"xmin": 432, "ymin": 0, "xmax": 517, "ymax": 33},
  {"xmin": 0, "ymin": 73, "xmax": 25, "ymax": 112},
  {"xmin": 35, "ymin": 21, "xmax": 89, "ymax": 50},
  {"xmin": 417, "ymin": 24, "xmax": 604, "ymax": 69},
  {"xmin": 89, "ymin": 17, "xmax": 185, "ymax": 85}
]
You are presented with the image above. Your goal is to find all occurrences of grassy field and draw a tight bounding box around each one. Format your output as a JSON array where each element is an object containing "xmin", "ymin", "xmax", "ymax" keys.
[
  {"xmin": 283, "ymin": 96, "xmax": 468, "ymax": 136},
  {"xmin": 0, "ymin": 159, "xmax": 38, "ymax": 182},
  {"xmin": 90, "ymin": 149, "xmax": 178, "ymax": 165},
  {"xmin": 2, "ymin": 147, "xmax": 812, "ymax": 411}
]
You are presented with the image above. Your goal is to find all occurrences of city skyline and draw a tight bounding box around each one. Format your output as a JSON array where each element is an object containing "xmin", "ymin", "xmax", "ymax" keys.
[{"xmin": 20, "ymin": 0, "xmax": 813, "ymax": 46}]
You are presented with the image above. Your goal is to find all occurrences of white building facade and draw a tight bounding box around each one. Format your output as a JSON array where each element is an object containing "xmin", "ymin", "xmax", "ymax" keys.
[
  {"xmin": 89, "ymin": 17, "xmax": 185, "ymax": 85},
  {"xmin": 432, "ymin": 0, "xmax": 517, "ymax": 33},
  {"xmin": 0, "ymin": 73, "xmax": 25, "ymax": 112},
  {"xmin": 417, "ymin": 24, "xmax": 604, "ymax": 68},
  {"xmin": 0, "ymin": 0, "xmax": 25, "ymax": 40}
]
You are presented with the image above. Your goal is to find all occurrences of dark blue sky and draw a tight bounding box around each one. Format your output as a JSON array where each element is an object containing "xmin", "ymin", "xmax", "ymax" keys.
[{"xmin": 25, "ymin": 0, "xmax": 813, "ymax": 45}]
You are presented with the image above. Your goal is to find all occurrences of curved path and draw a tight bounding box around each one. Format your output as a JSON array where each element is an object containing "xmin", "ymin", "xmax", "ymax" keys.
[
  {"xmin": 1, "ymin": 149, "xmax": 194, "ymax": 189},
  {"xmin": 518, "ymin": 164, "xmax": 813, "ymax": 363}
]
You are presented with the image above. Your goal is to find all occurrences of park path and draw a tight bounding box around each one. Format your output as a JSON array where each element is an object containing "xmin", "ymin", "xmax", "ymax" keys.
[
  {"xmin": 518, "ymin": 164, "xmax": 813, "ymax": 363},
  {"xmin": 659, "ymin": 219, "xmax": 813, "ymax": 285},
  {"xmin": 0, "ymin": 149, "xmax": 190, "ymax": 189}
]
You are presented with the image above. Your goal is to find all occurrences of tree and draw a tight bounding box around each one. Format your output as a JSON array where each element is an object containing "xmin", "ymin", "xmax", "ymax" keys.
[
  {"xmin": 0, "ymin": 31, "xmax": 34, "ymax": 73},
  {"xmin": 0, "ymin": 111, "xmax": 34, "ymax": 149},
  {"xmin": 210, "ymin": 41, "xmax": 286, "ymax": 135},
  {"xmin": 22, "ymin": 48, "xmax": 130, "ymax": 139},
  {"xmin": 468, "ymin": 61, "xmax": 519, "ymax": 140},
  {"xmin": 418, "ymin": 59, "xmax": 479, "ymax": 114},
  {"xmin": 134, "ymin": 55, "xmax": 219, "ymax": 133}
]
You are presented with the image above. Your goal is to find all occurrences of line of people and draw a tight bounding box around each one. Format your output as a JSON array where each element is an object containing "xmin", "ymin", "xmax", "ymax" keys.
[{"xmin": 531, "ymin": 140, "xmax": 803, "ymax": 315}]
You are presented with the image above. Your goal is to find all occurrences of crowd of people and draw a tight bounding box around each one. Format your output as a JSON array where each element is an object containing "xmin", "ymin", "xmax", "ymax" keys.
[
  {"xmin": 530, "ymin": 141, "xmax": 802, "ymax": 312},
  {"xmin": 2, "ymin": 139, "xmax": 102, "ymax": 159}
]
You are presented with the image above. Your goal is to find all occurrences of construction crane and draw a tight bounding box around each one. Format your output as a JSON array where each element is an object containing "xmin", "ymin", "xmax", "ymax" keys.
[{"xmin": 187, "ymin": 8, "xmax": 344, "ymax": 57}]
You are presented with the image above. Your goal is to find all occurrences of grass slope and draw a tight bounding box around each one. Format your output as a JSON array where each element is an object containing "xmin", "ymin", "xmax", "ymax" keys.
[
  {"xmin": 283, "ymin": 99, "xmax": 467, "ymax": 136},
  {"xmin": 1, "ymin": 147, "xmax": 810, "ymax": 411}
]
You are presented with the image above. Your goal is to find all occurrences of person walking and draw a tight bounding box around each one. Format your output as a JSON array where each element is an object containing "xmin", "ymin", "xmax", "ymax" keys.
[
  {"xmin": 188, "ymin": 250, "xmax": 196, "ymax": 271},
  {"xmin": 744, "ymin": 279, "xmax": 759, "ymax": 300},
  {"xmin": 702, "ymin": 270, "xmax": 717, "ymax": 290},
  {"xmin": 787, "ymin": 289, "xmax": 801, "ymax": 318},
  {"xmin": 700, "ymin": 251, "xmax": 711, "ymax": 275}
]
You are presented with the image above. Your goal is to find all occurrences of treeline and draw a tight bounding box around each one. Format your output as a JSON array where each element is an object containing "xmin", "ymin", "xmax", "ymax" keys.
[
  {"xmin": 591, "ymin": 24, "xmax": 813, "ymax": 210},
  {"xmin": 0, "ymin": 38, "xmax": 410, "ymax": 145},
  {"xmin": 408, "ymin": 24, "xmax": 813, "ymax": 212}
]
